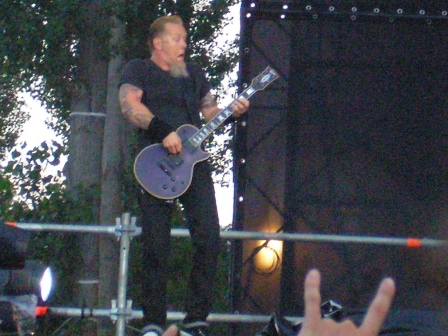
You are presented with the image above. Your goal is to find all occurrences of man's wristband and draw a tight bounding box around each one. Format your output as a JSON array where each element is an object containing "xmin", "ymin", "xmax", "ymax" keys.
[{"xmin": 147, "ymin": 116, "xmax": 175, "ymax": 142}]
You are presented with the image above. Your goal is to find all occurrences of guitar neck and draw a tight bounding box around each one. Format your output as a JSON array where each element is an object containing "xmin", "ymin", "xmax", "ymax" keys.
[{"xmin": 187, "ymin": 87, "xmax": 256, "ymax": 148}]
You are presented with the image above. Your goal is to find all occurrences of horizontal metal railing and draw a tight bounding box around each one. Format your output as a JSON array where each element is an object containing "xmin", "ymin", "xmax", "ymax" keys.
[
  {"xmin": 8, "ymin": 221, "xmax": 447, "ymax": 247},
  {"xmin": 48, "ymin": 307, "xmax": 303, "ymax": 325},
  {"xmin": 6, "ymin": 215, "xmax": 447, "ymax": 335}
]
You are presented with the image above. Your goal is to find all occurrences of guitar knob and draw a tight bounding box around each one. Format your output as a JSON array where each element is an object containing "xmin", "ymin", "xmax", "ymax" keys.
[
  {"xmin": 163, "ymin": 185, "xmax": 167, "ymax": 189},
  {"xmin": 172, "ymin": 187, "xmax": 176, "ymax": 192},
  {"xmin": 171, "ymin": 177, "xmax": 175, "ymax": 181}
]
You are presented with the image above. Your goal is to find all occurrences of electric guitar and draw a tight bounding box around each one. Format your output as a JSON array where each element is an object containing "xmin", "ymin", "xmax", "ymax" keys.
[{"xmin": 134, "ymin": 66, "xmax": 280, "ymax": 199}]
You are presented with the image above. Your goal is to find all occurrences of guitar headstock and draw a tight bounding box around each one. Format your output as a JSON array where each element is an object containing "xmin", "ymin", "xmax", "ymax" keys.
[{"xmin": 250, "ymin": 66, "xmax": 280, "ymax": 91}]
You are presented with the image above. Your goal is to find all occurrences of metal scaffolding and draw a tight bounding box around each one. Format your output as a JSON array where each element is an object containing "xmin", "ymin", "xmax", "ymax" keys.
[{"xmin": 7, "ymin": 214, "xmax": 447, "ymax": 336}]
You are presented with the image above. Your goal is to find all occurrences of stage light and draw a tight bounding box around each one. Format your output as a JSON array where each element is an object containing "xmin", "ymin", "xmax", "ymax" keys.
[
  {"xmin": 254, "ymin": 240, "xmax": 283, "ymax": 274},
  {"xmin": 0, "ymin": 260, "xmax": 54, "ymax": 301},
  {"xmin": 0, "ymin": 224, "xmax": 54, "ymax": 334},
  {"xmin": 0, "ymin": 224, "xmax": 54, "ymax": 301},
  {"xmin": 40, "ymin": 267, "xmax": 53, "ymax": 301}
]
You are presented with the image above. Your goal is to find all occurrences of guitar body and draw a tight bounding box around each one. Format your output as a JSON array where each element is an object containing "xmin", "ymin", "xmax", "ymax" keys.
[
  {"xmin": 133, "ymin": 66, "xmax": 279, "ymax": 199},
  {"xmin": 134, "ymin": 124, "xmax": 210, "ymax": 199}
]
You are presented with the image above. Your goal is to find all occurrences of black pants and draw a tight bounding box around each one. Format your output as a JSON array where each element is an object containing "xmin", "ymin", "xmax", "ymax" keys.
[{"xmin": 138, "ymin": 160, "xmax": 221, "ymax": 326}]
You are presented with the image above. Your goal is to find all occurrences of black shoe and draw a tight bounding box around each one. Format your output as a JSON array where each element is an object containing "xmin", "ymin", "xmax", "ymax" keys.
[
  {"xmin": 180, "ymin": 321, "xmax": 209, "ymax": 336},
  {"xmin": 141, "ymin": 324, "xmax": 164, "ymax": 336}
]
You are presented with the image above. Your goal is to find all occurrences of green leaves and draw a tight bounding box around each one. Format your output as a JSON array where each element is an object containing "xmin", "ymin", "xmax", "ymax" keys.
[
  {"xmin": 2, "ymin": 140, "xmax": 66, "ymax": 212},
  {"xmin": 1, "ymin": 5, "xmax": 241, "ymax": 330}
]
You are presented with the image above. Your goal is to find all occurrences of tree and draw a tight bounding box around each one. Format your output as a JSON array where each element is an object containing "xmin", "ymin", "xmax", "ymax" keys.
[{"xmin": 1, "ymin": 1, "xmax": 240, "ymax": 334}]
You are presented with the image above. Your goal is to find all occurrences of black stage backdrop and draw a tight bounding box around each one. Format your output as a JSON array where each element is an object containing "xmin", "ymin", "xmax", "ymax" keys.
[{"xmin": 231, "ymin": 1, "xmax": 448, "ymax": 334}]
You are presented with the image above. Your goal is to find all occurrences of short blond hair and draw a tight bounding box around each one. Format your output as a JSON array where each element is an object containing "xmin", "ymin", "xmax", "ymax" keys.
[{"xmin": 148, "ymin": 15, "xmax": 184, "ymax": 53}]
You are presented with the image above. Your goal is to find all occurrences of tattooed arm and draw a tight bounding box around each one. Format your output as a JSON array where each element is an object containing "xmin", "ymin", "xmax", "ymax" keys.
[
  {"xmin": 118, "ymin": 83, "xmax": 154, "ymax": 129},
  {"xmin": 200, "ymin": 92, "xmax": 249, "ymax": 122},
  {"xmin": 119, "ymin": 83, "xmax": 182, "ymax": 154}
]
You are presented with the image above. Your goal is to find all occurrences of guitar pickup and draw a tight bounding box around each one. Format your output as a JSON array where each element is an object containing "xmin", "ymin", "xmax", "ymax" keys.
[
  {"xmin": 162, "ymin": 155, "xmax": 184, "ymax": 170},
  {"xmin": 157, "ymin": 161, "xmax": 172, "ymax": 176},
  {"xmin": 169, "ymin": 155, "xmax": 184, "ymax": 167}
]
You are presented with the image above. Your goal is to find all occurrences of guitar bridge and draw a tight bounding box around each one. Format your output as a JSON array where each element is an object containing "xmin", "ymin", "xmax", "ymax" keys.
[
  {"xmin": 157, "ymin": 161, "xmax": 172, "ymax": 176},
  {"xmin": 158, "ymin": 155, "xmax": 184, "ymax": 176}
]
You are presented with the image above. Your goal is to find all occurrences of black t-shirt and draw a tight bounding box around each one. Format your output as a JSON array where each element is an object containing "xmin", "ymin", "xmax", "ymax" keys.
[{"xmin": 119, "ymin": 59, "xmax": 211, "ymax": 145}]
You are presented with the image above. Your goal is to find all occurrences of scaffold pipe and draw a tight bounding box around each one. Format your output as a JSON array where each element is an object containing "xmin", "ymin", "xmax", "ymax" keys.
[
  {"xmin": 4, "ymin": 222, "xmax": 447, "ymax": 248},
  {"xmin": 47, "ymin": 307, "xmax": 303, "ymax": 325},
  {"xmin": 172, "ymin": 229, "xmax": 447, "ymax": 248}
]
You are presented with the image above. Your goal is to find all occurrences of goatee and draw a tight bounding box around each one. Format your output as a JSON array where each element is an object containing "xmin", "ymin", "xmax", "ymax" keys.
[{"xmin": 170, "ymin": 63, "xmax": 189, "ymax": 78}]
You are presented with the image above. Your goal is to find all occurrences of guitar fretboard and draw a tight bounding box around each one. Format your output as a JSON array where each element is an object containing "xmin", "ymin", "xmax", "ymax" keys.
[{"xmin": 186, "ymin": 87, "xmax": 256, "ymax": 149}]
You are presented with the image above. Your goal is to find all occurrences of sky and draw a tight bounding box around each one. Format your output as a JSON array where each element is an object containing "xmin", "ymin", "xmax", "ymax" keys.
[{"xmin": 18, "ymin": 92, "xmax": 57, "ymax": 149}]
